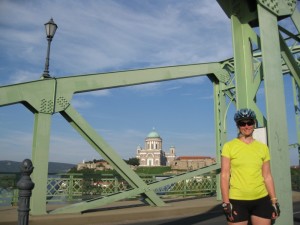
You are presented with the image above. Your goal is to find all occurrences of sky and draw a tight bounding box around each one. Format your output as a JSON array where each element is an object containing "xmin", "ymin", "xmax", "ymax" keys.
[{"xmin": 0, "ymin": 0, "xmax": 299, "ymax": 166}]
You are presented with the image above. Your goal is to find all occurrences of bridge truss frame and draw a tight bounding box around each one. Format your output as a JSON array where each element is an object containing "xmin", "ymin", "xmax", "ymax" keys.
[{"xmin": 0, "ymin": 0, "xmax": 299, "ymax": 223}]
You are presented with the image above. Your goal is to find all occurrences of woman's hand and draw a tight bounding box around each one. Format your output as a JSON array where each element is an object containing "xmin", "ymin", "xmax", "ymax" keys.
[
  {"xmin": 271, "ymin": 202, "xmax": 280, "ymax": 219},
  {"xmin": 222, "ymin": 202, "xmax": 237, "ymax": 221}
]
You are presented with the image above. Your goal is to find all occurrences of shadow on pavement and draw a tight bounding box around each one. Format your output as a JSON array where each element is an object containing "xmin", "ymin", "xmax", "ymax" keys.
[
  {"xmin": 81, "ymin": 196, "xmax": 204, "ymax": 214},
  {"xmin": 155, "ymin": 205, "xmax": 224, "ymax": 225}
]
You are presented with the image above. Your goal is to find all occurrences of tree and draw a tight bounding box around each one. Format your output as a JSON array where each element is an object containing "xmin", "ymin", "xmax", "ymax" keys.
[{"xmin": 124, "ymin": 157, "xmax": 140, "ymax": 166}]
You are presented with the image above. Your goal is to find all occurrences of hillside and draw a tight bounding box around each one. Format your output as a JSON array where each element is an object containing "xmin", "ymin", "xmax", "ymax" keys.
[{"xmin": 0, "ymin": 160, "xmax": 76, "ymax": 173}]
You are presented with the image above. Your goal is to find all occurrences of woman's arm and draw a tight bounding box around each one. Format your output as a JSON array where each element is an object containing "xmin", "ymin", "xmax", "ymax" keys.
[
  {"xmin": 262, "ymin": 161, "xmax": 280, "ymax": 218},
  {"xmin": 221, "ymin": 156, "xmax": 231, "ymax": 203},
  {"xmin": 262, "ymin": 160, "xmax": 277, "ymax": 201}
]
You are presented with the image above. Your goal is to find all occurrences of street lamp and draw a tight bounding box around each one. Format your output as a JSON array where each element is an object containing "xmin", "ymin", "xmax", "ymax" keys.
[{"xmin": 41, "ymin": 18, "xmax": 58, "ymax": 79}]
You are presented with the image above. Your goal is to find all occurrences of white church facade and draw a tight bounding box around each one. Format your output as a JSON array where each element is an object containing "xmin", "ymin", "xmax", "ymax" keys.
[{"xmin": 136, "ymin": 129, "xmax": 176, "ymax": 167}]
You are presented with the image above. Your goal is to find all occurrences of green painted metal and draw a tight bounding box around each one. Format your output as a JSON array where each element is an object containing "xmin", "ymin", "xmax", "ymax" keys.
[
  {"xmin": 61, "ymin": 105, "xmax": 165, "ymax": 208},
  {"xmin": 54, "ymin": 62, "xmax": 229, "ymax": 105},
  {"xmin": 292, "ymin": 78, "xmax": 300, "ymax": 165},
  {"xmin": 231, "ymin": 15, "xmax": 258, "ymax": 108},
  {"xmin": 5, "ymin": 173, "xmax": 217, "ymax": 205},
  {"xmin": 290, "ymin": 8, "xmax": 300, "ymax": 167},
  {"xmin": 210, "ymin": 76, "xmax": 228, "ymax": 201},
  {"xmin": 0, "ymin": 0, "xmax": 299, "ymax": 220},
  {"xmin": 50, "ymin": 164, "xmax": 220, "ymax": 214},
  {"xmin": 257, "ymin": 0, "xmax": 297, "ymax": 17},
  {"xmin": 199, "ymin": 64, "xmax": 234, "ymax": 192},
  {"xmin": 258, "ymin": 4, "xmax": 293, "ymax": 224},
  {"xmin": 0, "ymin": 80, "xmax": 56, "ymax": 112},
  {"xmin": 31, "ymin": 113, "xmax": 52, "ymax": 215},
  {"xmin": 279, "ymin": 37, "xmax": 300, "ymax": 85},
  {"xmin": 217, "ymin": 1, "xmax": 299, "ymax": 224},
  {"xmin": 0, "ymin": 62, "xmax": 228, "ymax": 214},
  {"xmin": 0, "ymin": 63, "xmax": 228, "ymax": 111},
  {"xmin": 292, "ymin": 8, "xmax": 300, "ymax": 32},
  {"xmin": 230, "ymin": 12, "xmax": 266, "ymax": 125}
]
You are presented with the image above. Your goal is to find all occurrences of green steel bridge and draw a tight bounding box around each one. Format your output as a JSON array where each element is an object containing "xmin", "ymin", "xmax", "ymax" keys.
[
  {"xmin": 0, "ymin": 173, "xmax": 218, "ymax": 205},
  {"xmin": 0, "ymin": 0, "xmax": 300, "ymax": 224}
]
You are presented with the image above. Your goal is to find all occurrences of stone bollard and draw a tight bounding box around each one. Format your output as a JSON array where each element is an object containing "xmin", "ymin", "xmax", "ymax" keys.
[{"xmin": 17, "ymin": 159, "xmax": 35, "ymax": 225}]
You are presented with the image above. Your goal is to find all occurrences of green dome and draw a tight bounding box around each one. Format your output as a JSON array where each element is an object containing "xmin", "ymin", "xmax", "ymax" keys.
[{"xmin": 147, "ymin": 129, "xmax": 160, "ymax": 138}]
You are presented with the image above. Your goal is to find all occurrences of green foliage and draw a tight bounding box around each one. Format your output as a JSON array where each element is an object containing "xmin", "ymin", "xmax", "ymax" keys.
[
  {"xmin": 67, "ymin": 167, "xmax": 121, "ymax": 177},
  {"xmin": 124, "ymin": 157, "xmax": 140, "ymax": 166},
  {"xmin": 85, "ymin": 159, "xmax": 106, "ymax": 163},
  {"xmin": 69, "ymin": 166, "xmax": 172, "ymax": 176},
  {"xmin": 68, "ymin": 158, "xmax": 141, "ymax": 175},
  {"xmin": 135, "ymin": 166, "xmax": 172, "ymax": 175},
  {"xmin": 0, "ymin": 175, "xmax": 17, "ymax": 189},
  {"xmin": 68, "ymin": 166, "xmax": 80, "ymax": 173},
  {"xmin": 72, "ymin": 168, "xmax": 96, "ymax": 174},
  {"xmin": 291, "ymin": 167, "xmax": 300, "ymax": 176}
]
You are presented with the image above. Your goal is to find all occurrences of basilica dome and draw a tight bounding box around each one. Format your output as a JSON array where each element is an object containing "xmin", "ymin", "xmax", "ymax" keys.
[{"xmin": 147, "ymin": 129, "xmax": 160, "ymax": 138}]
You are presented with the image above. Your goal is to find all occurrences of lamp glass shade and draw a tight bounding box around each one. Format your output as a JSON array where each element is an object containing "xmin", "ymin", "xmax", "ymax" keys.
[{"xmin": 44, "ymin": 18, "xmax": 57, "ymax": 38}]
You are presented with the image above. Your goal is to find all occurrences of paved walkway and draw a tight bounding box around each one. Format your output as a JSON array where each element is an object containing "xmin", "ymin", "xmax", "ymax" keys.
[{"xmin": 1, "ymin": 192, "xmax": 300, "ymax": 225}]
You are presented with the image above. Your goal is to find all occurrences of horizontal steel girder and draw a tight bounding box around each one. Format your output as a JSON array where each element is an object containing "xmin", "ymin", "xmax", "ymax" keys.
[{"xmin": 0, "ymin": 62, "xmax": 229, "ymax": 113}]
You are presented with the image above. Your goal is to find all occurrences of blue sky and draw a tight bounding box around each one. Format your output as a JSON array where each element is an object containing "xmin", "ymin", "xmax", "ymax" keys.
[{"xmin": 0, "ymin": 0, "xmax": 299, "ymax": 166}]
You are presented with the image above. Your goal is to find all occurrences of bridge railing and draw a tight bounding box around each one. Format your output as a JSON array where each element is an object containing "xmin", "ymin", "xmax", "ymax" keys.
[
  {"xmin": 1, "ymin": 173, "xmax": 216, "ymax": 205},
  {"xmin": 46, "ymin": 173, "xmax": 217, "ymax": 202},
  {"xmin": 0, "ymin": 173, "xmax": 20, "ymax": 206},
  {"xmin": 1, "ymin": 172, "xmax": 299, "ymax": 206}
]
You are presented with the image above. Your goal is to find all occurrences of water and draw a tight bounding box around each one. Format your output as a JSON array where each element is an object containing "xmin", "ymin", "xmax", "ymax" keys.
[
  {"xmin": 0, "ymin": 174, "xmax": 64, "ymax": 207},
  {"xmin": 0, "ymin": 188, "xmax": 14, "ymax": 206}
]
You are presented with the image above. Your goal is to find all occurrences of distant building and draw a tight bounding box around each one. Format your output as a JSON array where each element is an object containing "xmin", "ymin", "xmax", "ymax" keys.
[
  {"xmin": 77, "ymin": 160, "xmax": 113, "ymax": 171},
  {"xmin": 136, "ymin": 129, "xmax": 176, "ymax": 167},
  {"xmin": 78, "ymin": 129, "xmax": 216, "ymax": 171},
  {"xmin": 171, "ymin": 156, "xmax": 216, "ymax": 170}
]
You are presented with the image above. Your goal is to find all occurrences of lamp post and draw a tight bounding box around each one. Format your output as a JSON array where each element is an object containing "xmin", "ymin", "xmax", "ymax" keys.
[{"xmin": 41, "ymin": 18, "xmax": 58, "ymax": 79}]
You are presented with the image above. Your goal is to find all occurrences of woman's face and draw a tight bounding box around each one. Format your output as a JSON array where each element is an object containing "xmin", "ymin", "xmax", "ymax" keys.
[{"xmin": 237, "ymin": 120, "xmax": 255, "ymax": 137}]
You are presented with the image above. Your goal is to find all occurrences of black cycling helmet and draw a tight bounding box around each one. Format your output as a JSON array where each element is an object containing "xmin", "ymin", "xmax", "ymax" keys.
[{"xmin": 234, "ymin": 108, "xmax": 256, "ymax": 122}]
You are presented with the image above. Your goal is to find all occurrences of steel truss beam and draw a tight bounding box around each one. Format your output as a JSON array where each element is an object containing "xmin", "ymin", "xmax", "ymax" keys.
[
  {"xmin": 0, "ymin": 62, "xmax": 228, "ymax": 214},
  {"xmin": 0, "ymin": 1, "xmax": 299, "ymax": 220},
  {"xmin": 50, "ymin": 163, "xmax": 220, "ymax": 214},
  {"xmin": 217, "ymin": 1, "xmax": 300, "ymax": 224}
]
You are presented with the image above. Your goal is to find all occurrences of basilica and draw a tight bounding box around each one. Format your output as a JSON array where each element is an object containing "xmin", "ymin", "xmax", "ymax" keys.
[
  {"xmin": 136, "ymin": 129, "xmax": 176, "ymax": 167},
  {"xmin": 136, "ymin": 128, "xmax": 216, "ymax": 169}
]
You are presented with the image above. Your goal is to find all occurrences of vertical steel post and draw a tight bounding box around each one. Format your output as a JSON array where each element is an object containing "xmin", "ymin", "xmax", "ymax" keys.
[
  {"xmin": 17, "ymin": 159, "xmax": 35, "ymax": 225},
  {"xmin": 292, "ymin": 78, "xmax": 300, "ymax": 166},
  {"xmin": 68, "ymin": 175, "xmax": 74, "ymax": 201},
  {"xmin": 30, "ymin": 113, "xmax": 52, "ymax": 215},
  {"xmin": 258, "ymin": 4, "xmax": 293, "ymax": 224},
  {"xmin": 183, "ymin": 180, "xmax": 187, "ymax": 197},
  {"xmin": 231, "ymin": 15, "xmax": 254, "ymax": 108},
  {"xmin": 212, "ymin": 79, "xmax": 227, "ymax": 201},
  {"xmin": 114, "ymin": 177, "xmax": 118, "ymax": 193}
]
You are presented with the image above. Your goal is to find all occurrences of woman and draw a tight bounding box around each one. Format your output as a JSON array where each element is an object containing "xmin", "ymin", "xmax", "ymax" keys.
[{"xmin": 220, "ymin": 108, "xmax": 280, "ymax": 225}]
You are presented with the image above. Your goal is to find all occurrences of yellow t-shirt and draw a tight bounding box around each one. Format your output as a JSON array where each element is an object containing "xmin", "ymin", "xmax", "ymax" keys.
[{"xmin": 222, "ymin": 138, "xmax": 270, "ymax": 200}]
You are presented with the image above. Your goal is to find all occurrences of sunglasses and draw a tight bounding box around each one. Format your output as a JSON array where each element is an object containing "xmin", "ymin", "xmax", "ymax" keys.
[{"xmin": 237, "ymin": 120, "xmax": 255, "ymax": 127}]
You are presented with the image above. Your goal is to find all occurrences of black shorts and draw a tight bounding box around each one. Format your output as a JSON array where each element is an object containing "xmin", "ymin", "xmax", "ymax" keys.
[{"xmin": 227, "ymin": 195, "xmax": 273, "ymax": 222}]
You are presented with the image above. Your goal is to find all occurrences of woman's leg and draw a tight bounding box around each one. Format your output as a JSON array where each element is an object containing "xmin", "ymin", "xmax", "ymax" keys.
[
  {"xmin": 251, "ymin": 215, "xmax": 271, "ymax": 225},
  {"xmin": 228, "ymin": 221, "xmax": 248, "ymax": 225}
]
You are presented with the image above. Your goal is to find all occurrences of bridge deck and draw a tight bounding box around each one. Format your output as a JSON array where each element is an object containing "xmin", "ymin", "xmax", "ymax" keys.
[{"xmin": 1, "ymin": 192, "xmax": 300, "ymax": 225}]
